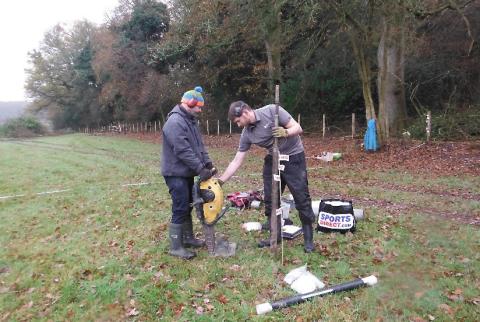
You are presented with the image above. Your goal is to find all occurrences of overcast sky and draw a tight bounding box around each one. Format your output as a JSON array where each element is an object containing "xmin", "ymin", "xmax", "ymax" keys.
[{"xmin": 0, "ymin": 0, "xmax": 120, "ymax": 102}]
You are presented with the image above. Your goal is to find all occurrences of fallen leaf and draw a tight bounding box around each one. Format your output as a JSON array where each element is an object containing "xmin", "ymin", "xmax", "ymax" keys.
[
  {"xmin": 410, "ymin": 317, "xmax": 426, "ymax": 322},
  {"xmin": 126, "ymin": 307, "xmax": 139, "ymax": 317},
  {"xmin": 109, "ymin": 240, "xmax": 119, "ymax": 247},
  {"xmin": 229, "ymin": 264, "xmax": 241, "ymax": 271},
  {"xmin": 217, "ymin": 294, "xmax": 228, "ymax": 304},
  {"xmin": 437, "ymin": 303, "xmax": 454, "ymax": 315},
  {"xmin": 447, "ymin": 294, "xmax": 463, "ymax": 302},
  {"xmin": 81, "ymin": 269, "xmax": 93, "ymax": 280},
  {"xmin": 173, "ymin": 304, "xmax": 184, "ymax": 316},
  {"xmin": 22, "ymin": 301, "xmax": 34, "ymax": 309},
  {"xmin": 414, "ymin": 291, "xmax": 424, "ymax": 299},
  {"xmin": 452, "ymin": 288, "xmax": 463, "ymax": 295},
  {"xmin": 204, "ymin": 282, "xmax": 215, "ymax": 291},
  {"xmin": 156, "ymin": 305, "xmax": 164, "ymax": 316}
]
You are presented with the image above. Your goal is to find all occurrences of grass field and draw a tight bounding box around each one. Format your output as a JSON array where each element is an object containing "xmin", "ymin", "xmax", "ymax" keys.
[{"xmin": 0, "ymin": 134, "xmax": 478, "ymax": 321}]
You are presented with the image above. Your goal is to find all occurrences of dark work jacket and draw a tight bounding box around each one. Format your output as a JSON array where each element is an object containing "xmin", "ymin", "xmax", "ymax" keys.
[{"xmin": 161, "ymin": 105, "xmax": 211, "ymax": 177}]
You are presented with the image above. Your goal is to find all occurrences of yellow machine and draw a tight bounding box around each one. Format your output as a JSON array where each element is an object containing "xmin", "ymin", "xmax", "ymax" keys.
[
  {"xmin": 193, "ymin": 178, "xmax": 227, "ymax": 225},
  {"xmin": 192, "ymin": 178, "xmax": 235, "ymax": 257}
]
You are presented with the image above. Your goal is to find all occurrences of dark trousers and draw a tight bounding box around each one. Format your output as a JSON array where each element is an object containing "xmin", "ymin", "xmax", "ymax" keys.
[
  {"xmin": 164, "ymin": 176, "xmax": 194, "ymax": 224},
  {"xmin": 263, "ymin": 152, "xmax": 315, "ymax": 225}
]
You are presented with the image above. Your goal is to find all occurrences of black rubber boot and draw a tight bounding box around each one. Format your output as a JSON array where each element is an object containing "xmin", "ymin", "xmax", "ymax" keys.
[
  {"xmin": 302, "ymin": 224, "xmax": 314, "ymax": 253},
  {"xmin": 258, "ymin": 217, "xmax": 282, "ymax": 248},
  {"xmin": 183, "ymin": 219, "xmax": 205, "ymax": 248},
  {"xmin": 169, "ymin": 223, "xmax": 196, "ymax": 259}
]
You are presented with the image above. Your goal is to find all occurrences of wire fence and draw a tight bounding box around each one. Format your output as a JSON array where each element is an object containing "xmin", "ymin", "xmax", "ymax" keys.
[
  {"xmin": 78, "ymin": 112, "xmax": 433, "ymax": 140},
  {"xmin": 80, "ymin": 113, "xmax": 365, "ymax": 138}
]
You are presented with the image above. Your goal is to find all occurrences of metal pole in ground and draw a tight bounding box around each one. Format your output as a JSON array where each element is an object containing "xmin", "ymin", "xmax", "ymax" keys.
[{"xmin": 270, "ymin": 85, "xmax": 280, "ymax": 253}]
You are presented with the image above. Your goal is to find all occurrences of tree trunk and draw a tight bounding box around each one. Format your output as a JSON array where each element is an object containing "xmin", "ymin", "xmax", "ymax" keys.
[
  {"xmin": 349, "ymin": 31, "xmax": 382, "ymax": 143},
  {"xmin": 377, "ymin": 18, "xmax": 407, "ymax": 138},
  {"xmin": 264, "ymin": 1, "xmax": 282, "ymax": 98}
]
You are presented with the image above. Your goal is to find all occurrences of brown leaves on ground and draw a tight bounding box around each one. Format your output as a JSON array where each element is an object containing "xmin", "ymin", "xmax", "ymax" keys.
[
  {"xmin": 302, "ymin": 137, "xmax": 480, "ymax": 177},
  {"xmin": 121, "ymin": 133, "xmax": 480, "ymax": 177}
]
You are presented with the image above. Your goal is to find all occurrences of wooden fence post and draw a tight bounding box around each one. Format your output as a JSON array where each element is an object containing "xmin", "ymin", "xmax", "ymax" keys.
[
  {"xmin": 352, "ymin": 113, "xmax": 355, "ymax": 138},
  {"xmin": 206, "ymin": 120, "xmax": 210, "ymax": 136},
  {"xmin": 426, "ymin": 111, "xmax": 431, "ymax": 142},
  {"xmin": 322, "ymin": 114, "xmax": 326, "ymax": 139}
]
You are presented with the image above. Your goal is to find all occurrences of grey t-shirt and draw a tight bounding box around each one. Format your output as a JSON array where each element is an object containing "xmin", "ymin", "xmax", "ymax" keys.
[{"xmin": 238, "ymin": 105, "xmax": 304, "ymax": 155}]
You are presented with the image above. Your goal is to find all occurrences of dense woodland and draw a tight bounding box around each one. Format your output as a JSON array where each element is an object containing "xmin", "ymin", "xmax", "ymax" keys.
[{"xmin": 25, "ymin": 0, "xmax": 480, "ymax": 140}]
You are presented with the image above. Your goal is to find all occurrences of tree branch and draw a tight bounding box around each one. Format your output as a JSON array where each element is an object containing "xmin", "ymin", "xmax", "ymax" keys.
[{"xmin": 408, "ymin": 0, "xmax": 474, "ymax": 19}]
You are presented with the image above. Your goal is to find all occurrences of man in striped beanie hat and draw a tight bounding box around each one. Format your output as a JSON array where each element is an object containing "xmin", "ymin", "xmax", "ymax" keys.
[
  {"xmin": 181, "ymin": 86, "xmax": 204, "ymax": 108},
  {"xmin": 161, "ymin": 85, "xmax": 216, "ymax": 259}
]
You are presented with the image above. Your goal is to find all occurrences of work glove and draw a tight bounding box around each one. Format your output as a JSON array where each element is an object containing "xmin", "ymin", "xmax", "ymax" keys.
[
  {"xmin": 211, "ymin": 167, "xmax": 218, "ymax": 176},
  {"xmin": 272, "ymin": 126, "xmax": 288, "ymax": 138},
  {"xmin": 199, "ymin": 167, "xmax": 214, "ymax": 182}
]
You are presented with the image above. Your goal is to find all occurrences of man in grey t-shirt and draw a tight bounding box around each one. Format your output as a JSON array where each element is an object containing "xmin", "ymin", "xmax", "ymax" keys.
[{"xmin": 219, "ymin": 101, "xmax": 315, "ymax": 253}]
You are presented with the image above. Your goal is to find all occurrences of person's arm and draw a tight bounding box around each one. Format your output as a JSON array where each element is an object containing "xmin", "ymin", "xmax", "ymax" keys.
[
  {"xmin": 273, "ymin": 118, "xmax": 303, "ymax": 138},
  {"xmin": 272, "ymin": 106, "xmax": 303, "ymax": 137},
  {"xmin": 283, "ymin": 118, "xmax": 303, "ymax": 137},
  {"xmin": 219, "ymin": 151, "xmax": 247, "ymax": 183}
]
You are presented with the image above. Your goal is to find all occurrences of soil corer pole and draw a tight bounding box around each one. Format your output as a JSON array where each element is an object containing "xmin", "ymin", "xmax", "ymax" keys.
[{"xmin": 270, "ymin": 85, "xmax": 280, "ymax": 252}]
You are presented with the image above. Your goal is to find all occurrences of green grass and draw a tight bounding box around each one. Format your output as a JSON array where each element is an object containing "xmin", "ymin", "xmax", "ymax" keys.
[{"xmin": 0, "ymin": 134, "xmax": 478, "ymax": 321}]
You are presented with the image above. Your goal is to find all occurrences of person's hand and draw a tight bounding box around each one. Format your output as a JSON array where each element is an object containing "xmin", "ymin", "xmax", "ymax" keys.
[
  {"xmin": 211, "ymin": 167, "xmax": 218, "ymax": 176},
  {"xmin": 199, "ymin": 168, "xmax": 214, "ymax": 182},
  {"xmin": 205, "ymin": 162, "xmax": 218, "ymax": 176},
  {"xmin": 272, "ymin": 126, "xmax": 288, "ymax": 138}
]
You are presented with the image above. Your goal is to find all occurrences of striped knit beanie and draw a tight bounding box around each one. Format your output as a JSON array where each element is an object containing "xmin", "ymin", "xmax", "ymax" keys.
[{"xmin": 181, "ymin": 86, "xmax": 204, "ymax": 107}]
